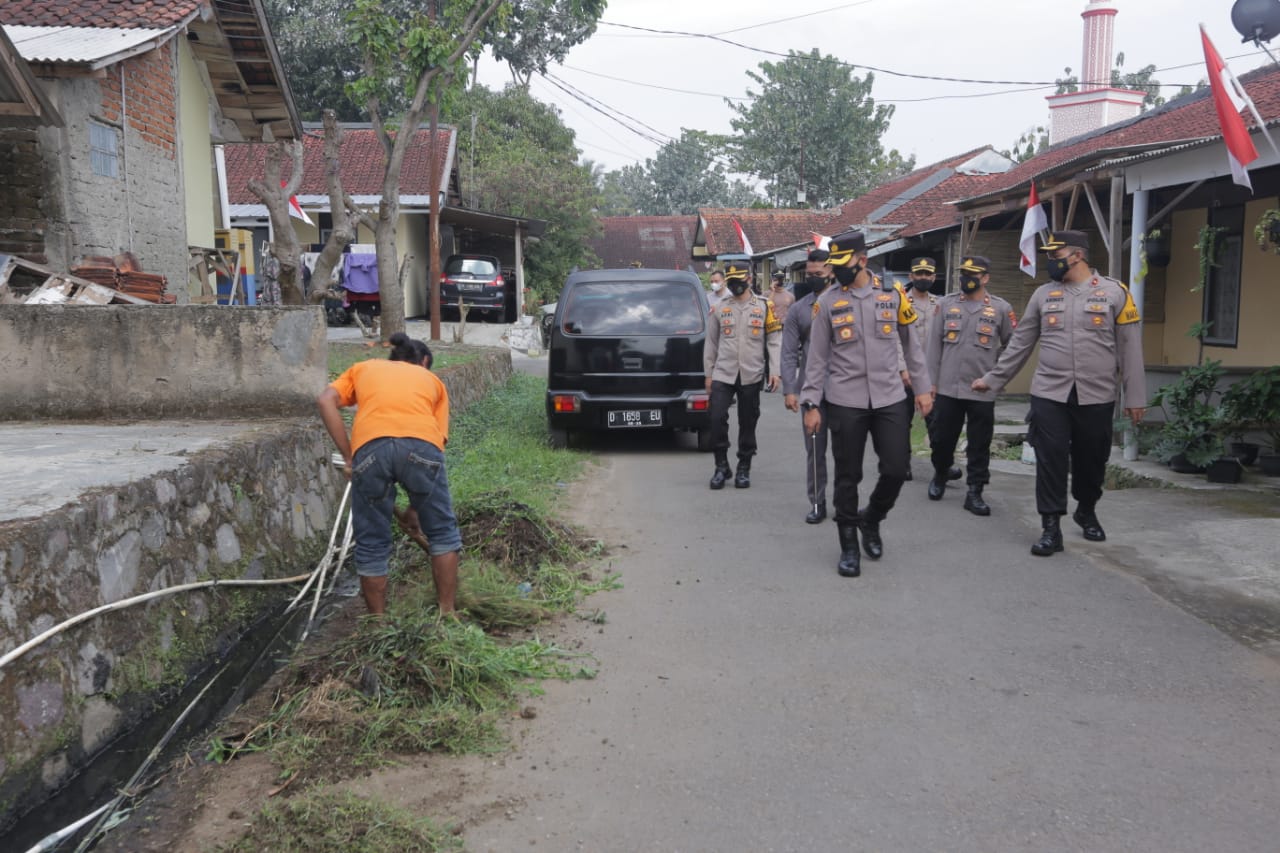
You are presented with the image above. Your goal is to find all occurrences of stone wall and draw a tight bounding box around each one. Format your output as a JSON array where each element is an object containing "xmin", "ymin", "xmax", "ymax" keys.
[
  {"xmin": 0, "ymin": 305, "xmax": 327, "ymax": 420},
  {"xmin": 0, "ymin": 128, "xmax": 49, "ymax": 263},
  {"xmin": 0, "ymin": 347, "xmax": 511, "ymax": 826}
]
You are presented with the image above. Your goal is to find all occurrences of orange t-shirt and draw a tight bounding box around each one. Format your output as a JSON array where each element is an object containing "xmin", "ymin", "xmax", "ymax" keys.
[{"xmin": 329, "ymin": 359, "xmax": 450, "ymax": 454}]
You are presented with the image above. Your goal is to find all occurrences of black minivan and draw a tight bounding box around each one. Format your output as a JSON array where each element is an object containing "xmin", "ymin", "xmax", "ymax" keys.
[{"xmin": 546, "ymin": 269, "xmax": 711, "ymax": 450}]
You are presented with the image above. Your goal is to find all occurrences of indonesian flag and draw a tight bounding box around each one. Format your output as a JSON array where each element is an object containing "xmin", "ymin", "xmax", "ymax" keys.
[
  {"xmin": 282, "ymin": 180, "xmax": 314, "ymax": 226},
  {"xmin": 1201, "ymin": 24, "xmax": 1259, "ymax": 191},
  {"xmin": 732, "ymin": 218, "xmax": 754, "ymax": 255},
  {"xmin": 1019, "ymin": 181, "xmax": 1049, "ymax": 277},
  {"xmin": 811, "ymin": 232, "xmax": 831, "ymax": 250}
]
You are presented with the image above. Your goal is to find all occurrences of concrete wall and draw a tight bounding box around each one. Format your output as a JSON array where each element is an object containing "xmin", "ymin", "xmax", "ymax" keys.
[
  {"xmin": 0, "ymin": 127, "xmax": 51, "ymax": 263},
  {"xmin": 0, "ymin": 347, "xmax": 512, "ymax": 826},
  {"xmin": 0, "ymin": 306, "xmax": 327, "ymax": 420}
]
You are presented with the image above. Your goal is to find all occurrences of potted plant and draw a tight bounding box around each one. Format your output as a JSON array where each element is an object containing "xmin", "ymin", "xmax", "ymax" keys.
[
  {"xmin": 1143, "ymin": 226, "xmax": 1171, "ymax": 267},
  {"xmin": 1219, "ymin": 366, "xmax": 1280, "ymax": 465},
  {"xmin": 1254, "ymin": 208, "xmax": 1280, "ymax": 254},
  {"xmin": 1150, "ymin": 359, "xmax": 1226, "ymax": 474}
]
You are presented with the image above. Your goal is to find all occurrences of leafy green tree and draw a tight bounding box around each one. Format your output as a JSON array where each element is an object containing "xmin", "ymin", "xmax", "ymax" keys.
[
  {"xmin": 594, "ymin": 132, "xmax": 763, "ymax": 215},
  {"xmin": 596, "ymin": 164, "xmax": 649, "ymax": 216},
  {"xmin": 1054, "ymin": 53, "xmax": 1203, "ymax": 112},
  {"xmin": 444, "ymin": 85, "xmax": 600, "ymax": 303},
  {"xmin": 488, "ymin": 0, "xmax": 606, "ymax": 88},
  {"xmin": 727, "ymin": 49, "xmax": 910, "ymax": 208}
]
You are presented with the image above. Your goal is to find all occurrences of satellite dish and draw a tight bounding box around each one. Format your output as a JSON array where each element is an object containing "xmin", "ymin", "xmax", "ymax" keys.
[{"xmin": 1232, "ymin": 0, "xmax": 1280, "ymax": 44}]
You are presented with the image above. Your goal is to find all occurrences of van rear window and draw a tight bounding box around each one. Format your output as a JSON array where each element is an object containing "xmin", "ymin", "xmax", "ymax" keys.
[
  {"xmin": 562, "ymin": 282, "xmax": 704, "ymax": 336},
  {"xmin": 446, "ymin": 257, "xmax": 497, "ymax": 276}
]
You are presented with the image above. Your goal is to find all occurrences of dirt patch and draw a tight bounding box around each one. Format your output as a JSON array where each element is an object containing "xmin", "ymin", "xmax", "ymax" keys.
[{"xmin": 458, "ymin": 497, "xmax": 595, "ymax": 576}]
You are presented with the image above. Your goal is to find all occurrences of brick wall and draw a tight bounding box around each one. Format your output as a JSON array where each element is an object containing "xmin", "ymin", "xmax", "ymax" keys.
[{"xmin": 0, "ymin": 128, "xmax": 49, "ymax": 262}]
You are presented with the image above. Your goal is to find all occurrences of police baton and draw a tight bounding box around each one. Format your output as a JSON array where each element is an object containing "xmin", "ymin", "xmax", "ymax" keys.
[{"xmin": 809, "ymin": 427, "xmax": 821, "ymax": 519}]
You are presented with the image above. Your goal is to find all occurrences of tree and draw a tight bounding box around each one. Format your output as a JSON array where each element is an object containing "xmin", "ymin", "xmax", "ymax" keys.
[
  {"xmin": 246, "ymin": 141, "xmax": 306, "ymax": 305},
  {"xmin": 347, "ymin": 0, "xmax": 509, "ymax": 342},
  {"xmin": 488, "ymin": 0, "xmax": 606, "ymax": 88},
  {"xmin": 310, "ymin": 110, "xmax": 377, "ymax": 304},
  {"xmin": 1001, "ymin": 125, "xmax": 1050, "ymax": 163},
  {"xmin": 1054, "ymin": 53, "xmax": 1203, "ymax": 112},
  {"xmin": 727, "ymin": 49, "xmax": 910, "ymax": 208},
  {"xmin": 593, "ymin": 133, "xmax": 763, "ymax": 216},
  {"xmin": 444, "ymin": 85, "xmax": 600, "ymax": 304},
  {"xmin": 596, "ymin": 164, "xmax": 649, "ymax": 216}
]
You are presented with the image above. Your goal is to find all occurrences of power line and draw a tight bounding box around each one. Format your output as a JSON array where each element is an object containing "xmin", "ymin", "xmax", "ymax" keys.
[{"xmin": 709, "ymin": 1, "xmax": 880, "ymax": 36}]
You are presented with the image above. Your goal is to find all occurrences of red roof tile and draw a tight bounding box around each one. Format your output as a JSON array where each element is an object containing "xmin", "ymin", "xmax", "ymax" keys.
[
  {"xmin": 697, "ymin": 208, "xmax": 834, "ymax": 256},
  {"xmin": 223, "ymin": 126, "xmax": 454, "ymax": 203},
  {"xmin": 820, "ymin": 147, "xmax": 994, "ymax": 230},
  {"xmin": 959, "ymin": 61, "xmax": 1280, "ymax": 206},
  {"xmin": 0, "ymin": 0, "xmax": 204, "ymax": 29},
  {"xmin": 589, "ymin": 216, "xmax": 698, "ymax": 270}
]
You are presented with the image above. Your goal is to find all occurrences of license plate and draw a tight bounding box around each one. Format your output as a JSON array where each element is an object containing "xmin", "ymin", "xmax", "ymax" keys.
[
  {"xmin": 607, "ymin": 409, "xmax": 663, "ymax": 428},
  {"xmin": 459, "ymin": 282, "xmax": 483, "ymax": 291}
]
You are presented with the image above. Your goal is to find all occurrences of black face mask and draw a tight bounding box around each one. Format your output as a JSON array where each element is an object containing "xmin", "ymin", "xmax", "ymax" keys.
[
  {"xmin": 804, "ymin": 274, "xmax": 827, "ymax": 293},
  {"xmin": 832, "ymin": 263, "xmax": 859, "ymax": 286},
  {"xmin": 1045, "ymin": 256, "xmax": 1072, "ymax": 282},
  {"xmin": 727, "ymin": 278, "xmax": 749, "ymax": 296},
  {"xmin": 911, "ymin": 277, "xmax": 933, "ymax": 291},
  {"xmin": 960, "ymin": 275, "xmax": 981, "ymax": 294}
]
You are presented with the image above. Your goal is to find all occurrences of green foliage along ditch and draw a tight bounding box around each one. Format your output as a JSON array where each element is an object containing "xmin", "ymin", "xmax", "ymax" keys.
[{"xmin": 215, "ymin": 371, "xmax": 618, "ymax": 850}]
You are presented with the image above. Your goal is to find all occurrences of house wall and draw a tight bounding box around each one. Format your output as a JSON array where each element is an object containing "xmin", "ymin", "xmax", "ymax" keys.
[
  {"xmin": 178, "ymin": 40, "xmax": 215, "ymax": 259},
  {"xmin": 0, "ymin": 126, "xmax": 50, "ymax": 262},
  {"xmin": 1163, "ymin": 202, "xmax": 1280, "ymax": 368},
  {"xmin": 39, "ymin": 41, "xmax": 188, "ymax": 289}
]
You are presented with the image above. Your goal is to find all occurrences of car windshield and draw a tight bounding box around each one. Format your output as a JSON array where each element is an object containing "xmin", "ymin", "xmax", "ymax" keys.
[
  {"xmin": 562, "ymin": 281, "xmax": 704, "ymax": 336},
  {"xmin": 446, "ymin": 257, "xmax": 496, "ymax": 276}
]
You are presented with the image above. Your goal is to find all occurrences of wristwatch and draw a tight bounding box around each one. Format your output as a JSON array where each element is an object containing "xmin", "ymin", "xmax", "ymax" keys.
[{"xmin": 801, "ymin": 401, "xmax": 818, "ymax": 412}]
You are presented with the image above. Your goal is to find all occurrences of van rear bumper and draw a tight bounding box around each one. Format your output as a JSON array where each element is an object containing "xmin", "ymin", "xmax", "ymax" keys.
[{"xmin": 546, "ymin": 390, "xmax": 711, "ymax": 432}]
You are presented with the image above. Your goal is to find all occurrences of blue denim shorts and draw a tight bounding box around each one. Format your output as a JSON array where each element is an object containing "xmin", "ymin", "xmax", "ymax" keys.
[{"xmin": 349, "ymin": 437, "xmax": 462, "ymax": 577}]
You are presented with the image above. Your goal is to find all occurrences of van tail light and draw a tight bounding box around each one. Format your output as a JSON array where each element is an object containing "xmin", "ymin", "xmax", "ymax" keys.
[
  {"xmin": 686, "ymin": 395, "xmax": 710, "ymax": 412},
  {"xmin": 551, "ymin": 394, "xmax": 580, "ymax": 413},
  {"xmin": 494, "ymin": 274, "xmax": 504, "ymax": 288}
]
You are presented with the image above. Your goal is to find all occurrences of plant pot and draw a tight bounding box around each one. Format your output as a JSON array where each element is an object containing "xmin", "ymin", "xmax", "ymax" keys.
[
  {"xmin": 1270, "ymin": 218, "xmax": 1280, "ymax": 245},
  {"xmin": 1168, "ymin": 453, "xmax": 1208, "ymax": 474},
  {"xmin": 1229, "ymin": 441, "xmax": 1260, "ymax": 466},
  {"xmin": 1259, "ymin": 454, "xmax": 1280, "ymax": 476},
  {"xmin": 1206, "ymin": 457, "xmax": 1244, "ymax": 484},
  {"xmin": 1144, "ymin": 238, "xmax": 1171, "ymax": 267}
]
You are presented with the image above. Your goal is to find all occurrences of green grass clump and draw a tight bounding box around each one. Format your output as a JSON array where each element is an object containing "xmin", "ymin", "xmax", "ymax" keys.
[{"xmin": 219, "ymin": 787, "xmax": 462, "ymax": 853}]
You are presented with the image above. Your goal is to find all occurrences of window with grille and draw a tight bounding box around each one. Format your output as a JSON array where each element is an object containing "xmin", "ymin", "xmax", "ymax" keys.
[{"xmin": 89, "ymin": 121, "xmax": 119, "ymax": 178}]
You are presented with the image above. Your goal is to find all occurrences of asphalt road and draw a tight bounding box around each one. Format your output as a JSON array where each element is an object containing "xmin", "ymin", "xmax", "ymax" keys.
[{"xmin": 474, "ymin": 356, "xmax": 1280, "ymax": 852}]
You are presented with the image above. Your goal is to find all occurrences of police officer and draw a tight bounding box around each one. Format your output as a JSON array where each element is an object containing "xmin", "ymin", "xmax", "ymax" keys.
[
  {"xmin": 705, "ymin": 259, "xmax": 783, "ymax": 490},
  {"xmin": 897, "ymin": 256, "xmax": 960, "ymax": 483},
  {"xmin": 782, "ymin": 249, "xmax": 833, "ymax": 523},
  {"xmin": 926, "ymin": 255, "xmax": 1015, "ymax": 515},
  {"xmin": 972, "ymin": 230, "xmax": 1145, "ymax": 555},
  {"xmin": 768, "ymin": 269, "xmax": 795, "ymax": 320},
  {"xmin": 801, "ymin": 230, "xmax": 932, "ymax": 577}
]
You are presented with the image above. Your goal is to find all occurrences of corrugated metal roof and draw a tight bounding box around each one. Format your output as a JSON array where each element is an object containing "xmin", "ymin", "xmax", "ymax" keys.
[{"xmin": 4, "ymin": 24, "xmax": 172, "ymax": 66}]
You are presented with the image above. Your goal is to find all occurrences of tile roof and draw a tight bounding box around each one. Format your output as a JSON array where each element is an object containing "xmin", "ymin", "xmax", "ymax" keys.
[
  {"xmin": 223, "ymin": 126, "xmax": 455, "ymax": 204},
  {"xmin": 958, "ymin": 60, "xmax": 1280, "ymax": 206},
  {"xmin": 697, "ymin": 208, "xmax": 834, "ymax": 256},
  {"xmin": 0, "ymin": 0, "xmax": 204, "ymax": 30},
  {"xmin": 589, "ymin": 216, "xmax": 698, "ymax": 270},
  {"xmin": 820, "ymin": 147, "xmax": 995, "ymax": 231}
]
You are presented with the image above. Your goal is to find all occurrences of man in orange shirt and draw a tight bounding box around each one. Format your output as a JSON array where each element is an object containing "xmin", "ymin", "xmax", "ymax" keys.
[{"xmin": 317, "ymin": 333, "xmax": 462, "ymax": 615}]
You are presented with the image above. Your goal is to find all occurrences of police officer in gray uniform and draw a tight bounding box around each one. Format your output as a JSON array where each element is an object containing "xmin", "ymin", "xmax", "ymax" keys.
[
  {"xmin": 782, "ymin": 249, "xmax": 833, "ymax": 523},
  {"xmin": 973, "ymin": 230, "xmax": 1146, "ymax": 555},
  {"xmin": 705, "ymin": 260, "xmax": 783, "ymax": 490},
  {"xmin": 898, "ymin": 256, "xmax": 960, "ymax": 484},
  {"xmin": 926, "ymin": 255, "xmax": 1015, "ymax": 515},
  {"xmin": 801, "ymin": 230, "xmax": 933, "ymax": 577}
]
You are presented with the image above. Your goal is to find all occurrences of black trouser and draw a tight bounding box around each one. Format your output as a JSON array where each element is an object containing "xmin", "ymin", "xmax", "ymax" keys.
[
  {"xmin": 709, "ymin": 377, "xmax": 762, "ymax": 463},
  {"xmin": 930, "ymin": 395, "xmax": 996, "ymax": 487},
  {"xmin": 800, "ymin": 401, "xmax": 828, "ymax": 505},
  {"xmin": 827, "ymin": 397, "xmax": 911, "ymax": 526},
  {"xmin": 1029, "ymin": 389, "xmax": 1114, "ymax": 516}
]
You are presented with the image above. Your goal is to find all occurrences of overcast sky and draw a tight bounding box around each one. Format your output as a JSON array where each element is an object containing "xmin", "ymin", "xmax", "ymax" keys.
[{"xmin": 472, "ymin": 0, "xmax": 1274, "ymax": 183}]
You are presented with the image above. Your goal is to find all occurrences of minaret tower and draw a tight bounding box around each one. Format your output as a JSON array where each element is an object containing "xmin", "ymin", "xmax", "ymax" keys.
[{"xmin": 1047, "ymin": 0, "xmax": 1146, "ymax": 144}]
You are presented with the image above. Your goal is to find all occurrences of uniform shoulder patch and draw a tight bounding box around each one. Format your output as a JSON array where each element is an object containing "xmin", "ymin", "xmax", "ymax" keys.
[
  {"xmin": 894, "ymin": 282, "xmax": 918, "ymax": 325},
  {"xmin": 765, "ymin": 302, "xmax": 782, "ymax": 334},
  {"xmin": 1116, "ymin": 287, "xmax": 1141, "ymax": 325}
]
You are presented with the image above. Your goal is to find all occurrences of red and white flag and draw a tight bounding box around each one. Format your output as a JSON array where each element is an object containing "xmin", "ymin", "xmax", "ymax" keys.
[
  {"xmin": 1019, "ymin": 182, "xmax": 1049, "ymax": 277},
  {"xmin": 811, "ymin": 232, "xmax": 831, "ymax": 251},
  {"xmin": 732, "ymin": 218, "xmax": 754, "ymax": 255},
  {"xmin": 282, "ymin": 180, "xmax": 314, "ymax": 226},
  {"xmin": 1201, "ymin": 24, "xmax": 1259, "ymax": 191}
]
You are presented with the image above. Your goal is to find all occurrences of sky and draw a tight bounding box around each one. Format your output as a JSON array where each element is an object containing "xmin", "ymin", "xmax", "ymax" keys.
[{"xmin": 472, "ymin": 0, "xmax": 1276, "ymax": 182}]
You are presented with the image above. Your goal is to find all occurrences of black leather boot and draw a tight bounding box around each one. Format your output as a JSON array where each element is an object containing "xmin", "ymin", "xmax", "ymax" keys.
[
  {"xmin": 947, "ymin": 466, "xmax": 963, "ymax": 481},
  {"xmin": 709, "ymin": 455, "xmax": 731, "ymax": 490},
  {"xmin": 805, "ymin": 502, "xmax": 827, "ymax": 524},
  {"xmin": 963, "ymin": 486, "xmax": 991, "ymax": 516},
  {"xmin": 1072, "ymin": 506, "xmax": 1106, "ymax": 541},
  {"xmin": 734, "ymin": 459, "xmax": 751, "ymax": 489},
  {"xmin": 927, "ymin": 474, "xmax": 946, "ymax": 501},
  {"xmin": 1031, "ymin": 514, "xmax": 1064, "ymax": 556},
  {"xmin": 837, "ymin": 525, "xmax": 861, "ymax": 577},
  {"xmin": 859, "ymin": 511, "xmax": 884, "ymax": 560}
]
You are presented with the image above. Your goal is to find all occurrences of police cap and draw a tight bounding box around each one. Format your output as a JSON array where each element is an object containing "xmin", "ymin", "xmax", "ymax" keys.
[
  {"xmin": 958, "ymin": 255, "xmax": 991, "ymax": 274},
  {"xmin": 826, "ymin": 229, "xmax": 867, "ymax": 267},
  {"xmin": 1039, "ymin": 230, "xmax": 1089, "ymax": 253},
  {"xmin": 723, "ymin": 260, "xmax": 750, "ymax": 281},
  {"xmin": 910, "ymin": 257, "xmax": 937, "ymax": 274}
]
